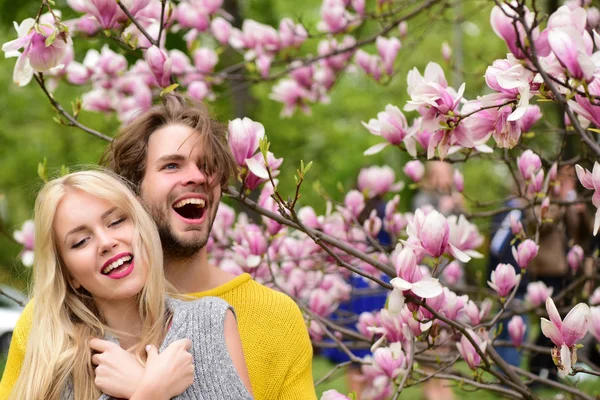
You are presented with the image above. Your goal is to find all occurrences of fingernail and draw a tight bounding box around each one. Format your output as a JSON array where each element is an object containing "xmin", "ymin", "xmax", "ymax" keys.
[{"xmin": 146, "ymin": 345, "xmax": 151, "ymax": 352}]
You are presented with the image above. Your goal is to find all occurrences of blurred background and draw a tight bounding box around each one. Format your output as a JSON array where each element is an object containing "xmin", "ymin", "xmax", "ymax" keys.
[{"xmin": 0, "ymin": 0, "xmax": 573, "ymax": 396}]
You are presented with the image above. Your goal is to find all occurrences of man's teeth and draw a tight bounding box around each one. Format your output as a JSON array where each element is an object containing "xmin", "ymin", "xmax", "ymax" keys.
[
  {"xmin": 173, "ymin": 198, "xmax": 206, "ymax": 209},
  {"xmin": 102, "ymin": 255, "xmax": 132, "ymax": 274}
]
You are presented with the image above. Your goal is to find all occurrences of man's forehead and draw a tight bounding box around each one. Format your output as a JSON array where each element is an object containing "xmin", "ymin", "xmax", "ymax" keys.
[{"xmin": 147, "ymin": 124, "xmax": 206, "ymax": 160}]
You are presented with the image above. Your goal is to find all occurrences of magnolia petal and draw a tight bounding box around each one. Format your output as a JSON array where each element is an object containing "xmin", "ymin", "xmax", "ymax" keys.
[
  {"xmin": 475, "ymin": 144, "xmax": 494, "ymax": 153},
  {"xmin": 562, "ymin": 303, "xmax": 590, "ymax": 346},
  {"xmin": 21, "ymin": 250, "xmax": 34, "ymax": 267},
  {"xmin": 245, "ymin": 157, "xmax": 269, "ymax": 179},
  {"xmin": 364, "ymin": 142, "xmax": 389, "ymax": 155},
  {"xmin": 370, "ymin": 333, "xmax": 387, "ymax": 353},
  {"xmin": 546, "ymin": 297, "xmax": 563, "ymax": 327},
  {"xmin": 449, "ymin": 243, "xmax": 471, "ymax": 263},
  {"xmin": 559, "ymin": 343, "xmax": 571, "ymax": 377},
  {"xmin": 411, "ymin": 277, "xmax": 443, "ymax": 298},
  {"xmin": 387, "ymin": 287, "xmax": 405, "ymax": 315},
  {"xmin": 575, "ymin": 164, "xmax": 594, "ymax": 190},
  {"xmin": 390, "ymin": 277, "xmax": 412, "ymax": 291},
  {"xmin": 404, "ymin": 137, "xmax": 417, "ymax": 157},
  {"xmin": 13, "ymin": 52, "xmax": 33, "ymax": 86},
  {"xmin": 246, "ymin": 255, "xmax": 262, "ymax": 268},
  {"xmin": 594, "ymin": 208, "xmax": 600, "ymax": 236},
  {"xmin": 541, "ymin": 318, "xmax": 563, "ymax": 347},
  {"xmin": 465, "ymin": 250, "xmax": 484, "ymax": 259}
]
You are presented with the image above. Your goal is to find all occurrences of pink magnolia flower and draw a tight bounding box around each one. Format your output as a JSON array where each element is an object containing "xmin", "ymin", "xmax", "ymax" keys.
[
  {"xmin": 462, "ymin": 298, "xmax": 492, "ymax": 326},
  {"xmin": 490, "ymin": 2, "xmax": 548, "ymax": 60},
  {"xmin": 575, "ymin": 162, "xmax": 600, "ymax": 234},
  {"xmin": 453, "ymin": 169, "xmax": 464, "ymax": 192},
  {"xmin": 269, "ymin": 79, "xmax": 313, "ymax": 117},
  {"xmin": 317, "ymin": 0, "xmax": 352, "ymax": 33},
  {"xmin": 362, "ymin": 104, "xmax": 412, "ymax": 155},
  {"xmin": 355, "ymin": 50, "xmax": 383, "ymax": 82},
  {"xmin": 403, "ymin": 160, "xmax": 425, "ymax": 183},
  {"xmin": 541, "ymin": 298, "xmax": 590, "ymax": 376},
  {"xmin": 456, "ymin": 329, "xmax": 487, "ymax": 370},
  {"xmin": 508, "ymin": 316, "xmax": 527, "ymax": 348},
  {"xmin": 589, "ymin": 306, "xmax": 600, "ymax": 342},
  {"xmin": 194, "ymin": 47, "xmax": 218, "ymax": 74},
  {"xmin": 321, "ymin": 390, "xmax": 351, "ymax": 400},
  {"xmin": 548, "ymin": 27, "xmax": 595, "ymax": 82},
  {"xmin": 373, "ymin": 342, "xmax": 407, "ymax": 380},
  {"xmin": 511, "ymin": 239, "xmax": 539, "ymax": 269},
  {"xmin": 357, "ymin": 166, "xmax": 403, "ymax": 197},
  {"xmin": 2, "ymin": 18, "xmax": 71, "ymax": 86},
  {"xmin": 14, "ymin": 220, "xmax": 34, "ymax": 267},
  {"xmin": 297, "ymin": 206, "xmax": 321, "ymax": 230},
  {"xmin": 509, "ymin": 211, "xmax": 524, "ymax": 237},
  {"xmin": 211, "ymin": 17, "xmax": 232, "ymax": 46},
  {"xmin": 567, "ymin": 244, "xmax": 584, "ymax": 272},
  {"xmin": 376, "ymin": 36, "xmax": 401, "ymax": 75},
  {"xmin": 175, "ymin": 1, "xmax": 210, "ymax": 31},
  {"xmin": 187, "ymin": 81, "xmax": 211, "ymax": 101},
  {"xmin": 590, "ymin": 287, "xmax": 600, "ymax": 306},
  {"xmin": 441, "ymin": 41, "xmax": 452, "ymax": 62},
  {"xmin": 389, "ymin": 247, "xmax": 443, "ymax": 313},
  {"xmin": 318, "ymin": 36, "xmax": 356, "ymax": 71},
  {"xmin": 145, "ymin": 45, "xmax": 172, "ymax": 87},
  {"xmin": 488, "ymin": 263, "xmax": 520, "ymax": 298},
  {"xmin": 442, "ymin": 260, "xmax": 463, "ymax": 286},
  {"xmin": 244, "ymin": 152, "xmax": 283, "ymax": 191},
  {"xmin": 517, "ymin": 150, "xmax": 542, "ymax": 181},
  {"xmin": 279, "ymin": 18, "xmax": 308, "ymax": 49},
  {"xmin": 227, "ymin": 117, "xmax": 265, "ymax": 167},
  {"xmin": 344, "ymin": 190, "xmax": 365, "ymax": 218},
  {"xmin": 447, "ymin": 214, "xmax": 484, "ymax": 259},
  {"xmin": 525, "ymin": 281, "xmax": 553, "ymax": 307},
  {"xmin": 364, "ymin": 210, "xmax": 382, "ymax": 238},
  {"xmin": 440, "ymin": 288, "xmax": 469, "ymax": 320}
]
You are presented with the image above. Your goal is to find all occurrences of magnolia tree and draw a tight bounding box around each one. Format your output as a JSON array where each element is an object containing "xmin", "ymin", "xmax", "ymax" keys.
[{"xmin": 3, "ymin": 0, "xmax": 600, "ymax": 398}]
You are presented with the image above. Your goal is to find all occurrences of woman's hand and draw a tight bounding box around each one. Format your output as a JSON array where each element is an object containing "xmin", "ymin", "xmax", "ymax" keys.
[
  {"xmin": 90, "ymin": 338, "xmax": 144, "ymax": 399},
  {"xmin": 131, "ymin": 339, "xmax": 195, "ymax": 400}
]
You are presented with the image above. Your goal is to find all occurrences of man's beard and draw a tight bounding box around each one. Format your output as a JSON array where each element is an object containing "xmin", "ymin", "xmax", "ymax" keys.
[{"xmin": 147, "ymin": 202, "xmax": 219, "ymax": 261}]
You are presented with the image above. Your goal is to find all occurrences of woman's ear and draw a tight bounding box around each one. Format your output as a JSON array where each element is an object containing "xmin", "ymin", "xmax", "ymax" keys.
[{"xmin": 71, "ymin": 278, "xmax": 81, "ymax": 290}]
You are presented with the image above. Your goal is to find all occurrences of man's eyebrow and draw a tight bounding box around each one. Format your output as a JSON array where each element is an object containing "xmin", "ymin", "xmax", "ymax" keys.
[
  {"xmin": 156, "ymin": 154, "xmax": 186, "ymax": 164},
  {"xmin": 63, "ymin": 207, "xmax": 118, "ymax": 244}
]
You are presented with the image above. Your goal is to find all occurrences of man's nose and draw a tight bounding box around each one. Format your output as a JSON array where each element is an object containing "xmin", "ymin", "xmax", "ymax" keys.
[{"xmin": 182, "ymin": 163, "xmax": 207, "ymax": 186}]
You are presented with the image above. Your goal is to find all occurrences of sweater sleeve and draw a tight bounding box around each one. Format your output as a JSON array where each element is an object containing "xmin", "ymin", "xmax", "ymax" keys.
[
  {"xmin": 277, "ymin": 302, "xmax": 317, "ymax": 400},
  {"xmin": 0, "ymin": 300, "xmax": 34, "ymax": 400},
  {"xmin": 166, "ymin": 297, "xmax": 253, "ymax": 400}
]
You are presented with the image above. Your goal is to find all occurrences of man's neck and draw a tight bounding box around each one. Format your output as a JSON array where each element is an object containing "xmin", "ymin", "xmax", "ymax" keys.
[{"xmin": 164, "ymin": 247, "xmax": 236, "ymax": 293}]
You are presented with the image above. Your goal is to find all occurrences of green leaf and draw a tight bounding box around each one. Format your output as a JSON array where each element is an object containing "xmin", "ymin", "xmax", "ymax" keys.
[
  {"xmin": 303, "ymin": 160, "xmax": 312, "ymax": 174},
  {"xmin": 45, "ymin": 29, "xmax": 57, "ymax": 47},
  {"xmin": 588, "ymin": 128, "xmax": 600, "ymax": 134},
  {"xmin": 38, "ymin": 158, "xmax": 48, "ymax": 183},
  {"xmin": 160, "ymin": 83, "xmax": 180, "ymax": 96},
  {"xmin": 60, "ymin": 165, "xmax": 70, "ymax": 176}
]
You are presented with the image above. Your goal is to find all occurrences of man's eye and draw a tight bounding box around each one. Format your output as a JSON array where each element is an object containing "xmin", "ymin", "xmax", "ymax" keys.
[{"xmin": 162, "ymin": 163, "xmax": 179, "ymax": 170}]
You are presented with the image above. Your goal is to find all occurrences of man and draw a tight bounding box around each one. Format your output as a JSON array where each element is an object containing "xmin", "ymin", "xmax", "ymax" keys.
[{"xmin": 0, "ymin": 94, "xmax": 316, "ymax": 400}]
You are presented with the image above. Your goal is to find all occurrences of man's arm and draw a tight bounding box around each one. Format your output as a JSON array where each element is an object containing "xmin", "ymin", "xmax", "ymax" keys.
[
  {"xmin": 277, "ymin": 303, "xmax": 317, "ymax": 400},
  {"xmin": 0, "ymin": 300, "xmax": 34, "ymax": 400}
]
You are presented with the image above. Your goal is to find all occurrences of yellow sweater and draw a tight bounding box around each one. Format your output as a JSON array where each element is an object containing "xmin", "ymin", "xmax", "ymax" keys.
[{"xmin": 0, "ymin": 273, "xmax": 317, "ymax": 400}]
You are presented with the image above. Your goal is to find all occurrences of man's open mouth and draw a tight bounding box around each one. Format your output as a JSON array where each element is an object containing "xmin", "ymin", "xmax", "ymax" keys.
[{"xmin": 173, "ymin": 197, "xmax": 206, "ymax": 220}]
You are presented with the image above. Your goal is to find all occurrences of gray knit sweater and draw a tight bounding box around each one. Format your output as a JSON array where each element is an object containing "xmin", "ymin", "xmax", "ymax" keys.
[{"xmin": 61, "ymin": 297, "xmax": 253, "ymax": 400}]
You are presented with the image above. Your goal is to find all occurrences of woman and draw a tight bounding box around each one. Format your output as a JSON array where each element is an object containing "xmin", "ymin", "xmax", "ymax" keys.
[{"xmin": 7, "ymin": 170, "xmax": 253, "ymax": 399}]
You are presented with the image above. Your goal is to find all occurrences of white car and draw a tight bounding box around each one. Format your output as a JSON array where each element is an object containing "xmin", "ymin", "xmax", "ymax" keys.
[{"xmin": 0, "ymin": 286, "xmax": 27, "ymax": 354}]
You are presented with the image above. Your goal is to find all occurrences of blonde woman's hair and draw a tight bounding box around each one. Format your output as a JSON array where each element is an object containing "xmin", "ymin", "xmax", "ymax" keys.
[{"xmin": 9, "ymin": 170, "xmax": 169, "ymax": 400}]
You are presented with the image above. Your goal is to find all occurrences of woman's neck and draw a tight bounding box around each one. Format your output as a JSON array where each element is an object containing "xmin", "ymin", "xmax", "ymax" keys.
[{"xmin": 95, "ymin": 298, "xmax": 143, "ymax": 349}]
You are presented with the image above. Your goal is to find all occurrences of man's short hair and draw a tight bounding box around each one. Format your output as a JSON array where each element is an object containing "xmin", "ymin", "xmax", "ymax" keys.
[{"xmin": 102, "ymin": 93, "xmax": 237, "ymax": 192}]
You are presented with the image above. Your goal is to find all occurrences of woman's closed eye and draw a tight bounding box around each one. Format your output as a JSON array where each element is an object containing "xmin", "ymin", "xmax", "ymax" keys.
[
  {"xmin": 71, "ymin": 237, "xmax": 89, "ymax": 249},
  {"xmin": 108, "ymin": 217, "xmax": 127, "ymax": 228}
]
